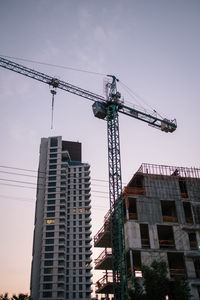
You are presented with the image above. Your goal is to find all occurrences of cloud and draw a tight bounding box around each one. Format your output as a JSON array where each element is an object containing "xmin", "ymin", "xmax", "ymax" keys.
[
  {"xmin": 93, "ymin": 26, "xmax": 107, "ymax": 43},
  {"xmin": 78, "ymin": 6, "xmax": 92, "ymax": 29}
]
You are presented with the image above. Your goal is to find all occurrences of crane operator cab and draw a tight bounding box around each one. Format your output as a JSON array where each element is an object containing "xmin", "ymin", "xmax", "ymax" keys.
[{"xmin": 92, "ymin": 101, "xmax": 107, "ymax": 120}]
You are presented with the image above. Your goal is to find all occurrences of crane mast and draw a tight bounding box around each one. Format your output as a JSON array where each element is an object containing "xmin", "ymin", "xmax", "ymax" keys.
[{"xmin": 0, "ymin": 56, "xmax": 177, "ymax": 300}]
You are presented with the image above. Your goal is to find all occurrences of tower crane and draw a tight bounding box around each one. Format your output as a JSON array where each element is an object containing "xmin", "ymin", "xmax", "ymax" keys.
[{"xmin": 0, "ymin": 56, "xmax": 177, "ymax": 300}]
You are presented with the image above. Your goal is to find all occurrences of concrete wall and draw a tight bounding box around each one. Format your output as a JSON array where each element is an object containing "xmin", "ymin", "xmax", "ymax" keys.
[{"xmin": 124, "ymin": 173, "xmax": 200, "ymax": 299}]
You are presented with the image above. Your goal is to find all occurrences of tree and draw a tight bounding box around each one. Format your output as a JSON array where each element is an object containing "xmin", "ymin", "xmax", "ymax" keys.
[
  {"xmin": 0, "ymin": 293, "xmax": 10, "ymax": 300},
  {"xmin": 128, "ymin": 260, "xmax": 191, "ymax": 300},
  {"xmin": 128, "ymin": 277, "xmax": 145, "ymax": 300},
  {"xmin": 142, "ymin": 260, "xmax": 169, "ymax": 300},
  {"xmin": 169, "ymin": 276, "xmax": 191, "ymax": 300},
  {"xmin": 11, "ymin": 294, "xmax": 31, "ymax": 300}
]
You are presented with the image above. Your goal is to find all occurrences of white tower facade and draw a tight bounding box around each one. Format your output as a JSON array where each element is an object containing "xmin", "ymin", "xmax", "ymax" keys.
[{"xmin": 31, "ymin": 136, "xmax": 92, "ymax": 300}]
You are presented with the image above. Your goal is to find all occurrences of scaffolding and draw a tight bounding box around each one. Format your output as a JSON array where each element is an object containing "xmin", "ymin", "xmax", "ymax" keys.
[{"xmin": 137, "ymin": 163, "xmax": 200, "ymax": 178}]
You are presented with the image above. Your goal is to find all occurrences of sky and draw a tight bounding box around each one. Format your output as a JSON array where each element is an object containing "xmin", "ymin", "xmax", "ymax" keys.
[{"xmin": 0, "ymin": 0, "xmax": 200, "ymax": 296}]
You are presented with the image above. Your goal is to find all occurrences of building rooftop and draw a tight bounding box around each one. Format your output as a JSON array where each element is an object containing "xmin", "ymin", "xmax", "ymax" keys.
[{"xmin": 136, "ymin": 163, "xmax": 200, "ymax": 179}]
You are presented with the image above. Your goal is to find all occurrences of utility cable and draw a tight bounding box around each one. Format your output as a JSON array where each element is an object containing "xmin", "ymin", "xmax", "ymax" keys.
[
  {"xmin": 0, "ymin": 172, "xmax": 108, "ymax": 187},
  {"xmin": 0, "ymin": 165, "xmax": 127, "ymax": 184},
  {"xmin": 0, "ymin": 165, "xmax": 45, "ymax": 173},
  {"xmin": 0, "ymin": 176, "xmax": 109, "ymax": 190},
  {"xmin": 0, "ymin": 170, "xmax": 43, "ymax": 178},
  {"xmin": 0, "ymin": 194, "xmax": 109, "ymax": 208},
  {"xmin": 0, "ymin": 179, "xmax": 109, "ymax": 194},
  {"xmin": 0, "ymin": 183, "xmax": 109, "ymax": 200}
]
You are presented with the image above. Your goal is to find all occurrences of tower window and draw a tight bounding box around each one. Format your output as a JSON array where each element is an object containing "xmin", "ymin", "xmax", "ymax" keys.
[
  {"xmin": 45, "ymin": 246, "xmax": 54, "ymax": 252},
  {"xmin": 50, "ymin": 137, "xmax": 58, "ymax": 147},
  {"xmin": 43, "ymin": 275, "xmax": 53, "ymax": 282},
  {"xmin": 45, "ymin": 239, "xmax": 54, "ymax": 244}
]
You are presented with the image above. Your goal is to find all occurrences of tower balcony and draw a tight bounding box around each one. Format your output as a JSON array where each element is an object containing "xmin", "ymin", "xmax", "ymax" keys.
[
  {"xmin": 85, "ymin": 222, "xmax": 92, "ymax": 229},
  {"xmin": 94, "ymin": 248, "xmax": 112, "ymax": 270},
  {"xmin": 95, "ymin": 272, "xmax": 114, "ymax": 294},
  {"xmin": 85, "ymin": 249, "xmax": 92, "ymax": 256}
]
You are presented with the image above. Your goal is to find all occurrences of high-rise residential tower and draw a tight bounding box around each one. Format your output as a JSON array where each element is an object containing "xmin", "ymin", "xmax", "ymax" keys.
[{"xmin": 31, "ymin": 136, "xmax": 92, "ymax": 300}]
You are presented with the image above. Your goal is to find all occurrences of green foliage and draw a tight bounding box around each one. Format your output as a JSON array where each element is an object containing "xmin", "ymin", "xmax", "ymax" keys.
[
  {"xmin": 128, "ymin": 260, "xmax": 191, "ymax": 300},
  {"xmin": 142, "ymin": 260, "xmax": 169, "ymax": 300},
  {"xmin": 11, "ymin": 294, "xmax": 31, "ymax": 300},
  {"xmin": 169, "ymin": 276, "xmax": 191, "ymax": 300},
  {"xmin": 128, "ymin": 277, "xmax": 145, "ymax": 300},
  {"xmin": 0, "ymin": 294, "xmax": 31, "ymax": 300},
  {"xmin": 0, "ymin": 293, "xmax": 9, "ymax": 300}
]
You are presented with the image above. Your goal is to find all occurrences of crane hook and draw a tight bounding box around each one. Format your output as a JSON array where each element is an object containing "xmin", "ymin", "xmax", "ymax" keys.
[{"xmin": 50, "ymin": 89, "xmax": 56, "ymax": 129}]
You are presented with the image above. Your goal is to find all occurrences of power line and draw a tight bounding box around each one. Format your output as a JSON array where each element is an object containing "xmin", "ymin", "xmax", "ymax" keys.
[
  {"xmin": 0, "ymin": 170, "xmax": 41, "ymax": 178},
  {"xmin": 0, "ymin": 170, "xmax": 108, "ymax": 187},
  {"xmin": 0, "ymin": 177, "xmax": 108, "ymax": 189},
  {"xmin": 0, "ymin": 183, "xmax": 36, "ymax": 190},
  {"xmin": 0, "ymin": 165, "xmax": 128, "ymax": 184},
  {"xmin": 0, "ymin": 178, "xmax": 37, "ymax": 185},
  {"xmin": 0, "ymin": 165, "xmax": 44, "ymax": 173},
  {"xmin": 0, "ymin": 177, "xmax": 108, "ymax": 193},
  {"xmin": 0, "ymin": 194, "xmax": 109, "ymax": 206}
]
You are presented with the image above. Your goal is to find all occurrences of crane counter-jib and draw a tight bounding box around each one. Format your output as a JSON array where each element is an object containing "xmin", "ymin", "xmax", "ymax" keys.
[{"xmin": 120, "ymin": 104, "xmax": 177, "ymax": 132}]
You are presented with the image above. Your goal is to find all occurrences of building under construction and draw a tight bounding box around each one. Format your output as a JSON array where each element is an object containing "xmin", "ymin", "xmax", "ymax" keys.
[{"xmin": 94, "ymin": 163, "xmax": 200, "ymax": 299}]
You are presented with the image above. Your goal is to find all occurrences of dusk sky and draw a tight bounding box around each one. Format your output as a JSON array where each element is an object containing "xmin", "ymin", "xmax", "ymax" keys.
[{"xmin": 0, "ymin": 0, "xmax": 200, "ymax": 296}]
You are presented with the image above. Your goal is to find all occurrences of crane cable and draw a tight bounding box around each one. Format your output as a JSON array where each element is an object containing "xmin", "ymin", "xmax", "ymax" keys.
[
  {"xmin": 119, "ymin": 80, "xmax": 164, "ymax": 119},
  {"xmin": 0, "ymin": 54, "xmax": 107, "ymax": 77}
]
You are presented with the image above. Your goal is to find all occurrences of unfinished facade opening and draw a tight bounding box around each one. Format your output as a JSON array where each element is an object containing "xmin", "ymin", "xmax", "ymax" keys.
[
  {"xmin": 179, "ymin": 179, "xmax": 188, "ymax": 198},
  {"xmin": 157, "ymin": 225, "xmax": 175, "ymax": 249},
  {"xmin": 125, "ymin": 197, "xmax": 137, "ymax": 220},
  {"xmin": 167, "ymin": 252, "xmax": 186, "ymax": 277},
  {"xmin": 161, "ymin": 200, "xmax": 178, "ymax": 223},
  {"xmin": 183, "ymin": 202, "xmax": 193, "ymax": 224},
  {"xmin": 193, "ymin": 258, "xmax": 200, "ymax": 278},
  {"xmin": 193, "ymin": 205, "xmax": 200, "ymax": 224},
  {"xmin": 188, "ymin": 232, "xmax": 198, "ymax": 250},
  {"xmin": 140, "ymin": 224, "xmax": 150, "ymax": 248},
  {"xmin": 127, "ymin": 251, "xmax": 141, "ymax": 276}
]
